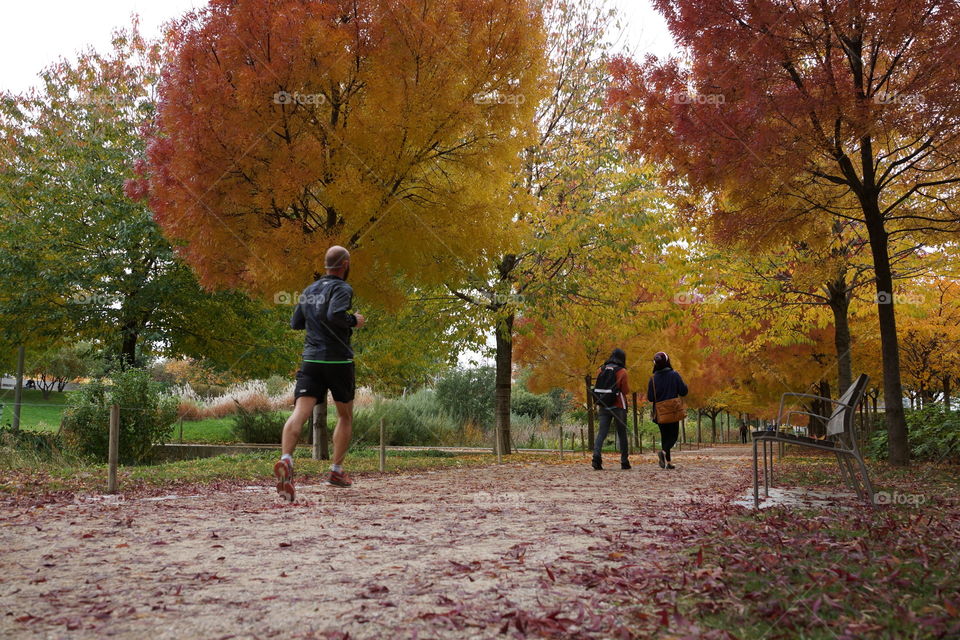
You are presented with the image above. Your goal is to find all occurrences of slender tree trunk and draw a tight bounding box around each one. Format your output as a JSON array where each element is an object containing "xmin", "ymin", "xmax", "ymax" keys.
[
  {"xmin": 944, "ymin": 375, "xmax": 952, "ymax": 413},
  {"xmin": 494, "ymin": 313, "xmax": 514, "ymax": 455},
  {"xmin": 827, "ymin": 277, "xmax": 853, "ymax": 394},
  {"xmin": 12, "ymin": 345, "xmax": 25, "ymax": 433},
  {"xmin": 863, "ymin": 213, "xmax": 909, "ymax": 465}
]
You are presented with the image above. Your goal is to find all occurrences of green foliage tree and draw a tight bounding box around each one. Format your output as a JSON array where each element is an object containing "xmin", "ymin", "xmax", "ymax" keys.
[{"xmin": 0, "ymin": 24, "xmax": 297, "ymax": 377}]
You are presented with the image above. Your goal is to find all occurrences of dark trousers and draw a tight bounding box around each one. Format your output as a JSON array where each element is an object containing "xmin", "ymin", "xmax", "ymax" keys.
[
  {"xmin": 740, "ymin": 429, "xmax": 748, "ymax": 444},
  {"xmin": 658, "ymin": 421, "xmax": 680, "ymax": 461},
  {"xmin": 593, "ymin": 407, "xmax": 629, "ymax": 465}
]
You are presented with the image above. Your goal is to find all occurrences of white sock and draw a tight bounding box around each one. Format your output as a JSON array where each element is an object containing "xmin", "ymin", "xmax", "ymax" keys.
[
  {"xmin": 281, "ymin": 454, "xmax": 293, "ymax": 464},
  {"xmin": 331, "ymin": 464, "xmax": 342, "ymax": 473}
]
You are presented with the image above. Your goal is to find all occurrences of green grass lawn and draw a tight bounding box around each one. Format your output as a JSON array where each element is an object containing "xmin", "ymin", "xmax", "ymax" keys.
[
  {"xmin": 170, "ymin": 417, "xmax": 236, "ymax": 443},
  {"xmin": 0, "ymin": 388, "xmax": 71, "ymax": 431},
  {"xmin": 0, "ymin": 388, "xmax": 237, "ymax": 443}
]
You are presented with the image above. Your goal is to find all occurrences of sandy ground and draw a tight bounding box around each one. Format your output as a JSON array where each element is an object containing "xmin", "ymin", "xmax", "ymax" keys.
[{"xmin": 0, "ymin": 446, "xmax": 752, "ymax": 639}]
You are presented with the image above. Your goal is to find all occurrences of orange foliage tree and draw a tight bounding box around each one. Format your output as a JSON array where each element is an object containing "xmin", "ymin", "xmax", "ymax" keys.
[{"xmin": 137, "ymin": 0, "xmax": 545, "ymax": 302}]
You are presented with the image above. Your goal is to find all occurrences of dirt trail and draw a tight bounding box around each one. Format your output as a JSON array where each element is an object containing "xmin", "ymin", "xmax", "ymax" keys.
[{"xmin": 0, "ymin": 446, "xmax": 752, "ymax": 639}]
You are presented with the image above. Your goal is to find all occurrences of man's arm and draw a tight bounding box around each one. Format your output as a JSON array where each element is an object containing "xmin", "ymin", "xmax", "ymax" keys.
[
  {"xmin": 290, "ymin": 303, "xmax": 305, "ymax": 330},
  {"xmin": 326, "ymin": 284, "xmax": 358, "ymax": 329}
]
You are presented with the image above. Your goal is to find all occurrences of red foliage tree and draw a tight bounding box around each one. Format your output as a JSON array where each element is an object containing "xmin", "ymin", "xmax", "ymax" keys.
[{"xmin": 609, "ymin": 0, "xmax": 960, "ymax": 465}]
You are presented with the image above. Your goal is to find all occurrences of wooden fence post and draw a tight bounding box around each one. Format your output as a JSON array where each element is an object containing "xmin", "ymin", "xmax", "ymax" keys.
[
  {"xmin": 313, "ymin": 397, "xmax": 329, "ymax": 460},
  {"xmin": 107, "ymin": 404, "xmax": 120, "ymax": 494}
]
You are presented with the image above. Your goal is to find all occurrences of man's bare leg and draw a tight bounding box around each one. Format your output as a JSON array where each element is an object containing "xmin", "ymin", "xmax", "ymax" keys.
[
  {"xmin": 326, "ymin": 400, "xmax": 354, "ymax": 486},
  {"xmin": 274, "ymin": 396, "xmax": 317, "ymax": 502},
  {"xmin": 282, "ymin": 396, "xmax": 317, "ymax": 456}
]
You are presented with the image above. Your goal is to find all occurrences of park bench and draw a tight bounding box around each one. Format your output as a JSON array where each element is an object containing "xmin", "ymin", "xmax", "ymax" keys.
[{"xmin": 752, "ymin": 373, "xmax": 873, "ymax": 508}]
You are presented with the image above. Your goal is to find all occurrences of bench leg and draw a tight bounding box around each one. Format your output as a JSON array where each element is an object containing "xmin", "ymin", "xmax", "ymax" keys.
[
  {"xmin": 767, "ymin": 439, "xmax": 775, "ymax": 492},
  {"xmin": 849, "ymin": 455, "xmax": 868, "ymax": 501},
  {"xmin": 852, "ymin": 452, "xmax": 874, "ymax": 505},
  {"xmin": 835, "ymin": 451, "xmax": 855, "ymax": 495},
  {"xmin": 762, "ymin": 439, "xmax": 770, "ymax": 497},
  {"xmin": 753, "ymin": 438, "xmax": 760, "ymax": 508},
  {"xmin": 841, "ymin": 453, "xmax": 865, "ymax": 500}
]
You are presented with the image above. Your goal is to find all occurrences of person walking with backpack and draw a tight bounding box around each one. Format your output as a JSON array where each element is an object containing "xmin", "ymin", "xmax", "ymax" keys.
[
  {"xmin": 647, "ymin": 352, "xmax": 688, "ymax": 469},
  {"xmin": 592, "ymin": 348, "xmax": 631, "ymax": 471},
  {"xmin": 273, "ymin": 245, "xmax": 366, "ymax": 501}
]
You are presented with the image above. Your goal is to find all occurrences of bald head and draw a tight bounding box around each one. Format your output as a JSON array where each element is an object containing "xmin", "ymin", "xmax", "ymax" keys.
[{"xmin": 325, "ymin": 245, "xmax": 351, "ymax": 278}]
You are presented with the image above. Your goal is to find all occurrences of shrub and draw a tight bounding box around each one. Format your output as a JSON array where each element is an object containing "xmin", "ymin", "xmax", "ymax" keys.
[
  {"xmin": 868, "ymin": 405, "xmax": 960, "ymax": 463},
  {"xmin": 0, "ymin": 427, "xmax": 63, "ymax": 456},
  {"xmin": 230, "ymin": 403, "xmax": 300, "ymax": 444},
  {"xmin": 0, "ymin": 428, "xmax": 85, "ymax": 469},
  {"xmin": 350, "ymin": 389, "xmax": 459, "ymax": 446},
  {"xmin": 61, "ymin": 368, "xmax": 178, "ymax": 463},
  {"xmin": 511, "ymin": 388, "xmax": 554, "ymax": 421},
  {"xmin": 264, "ymin": 374, "xmax": 292, "ymax": 397},
  {"xmin": 435, "ymin": 366, "xmax": 495, "ymax": 427},
  {"xmin": 510, "ymin": 412, "xmax": 549, "ymax": 449},
  {"xmin": 201, "ymin": 381, "xmax": 272, "ymax": 418}
]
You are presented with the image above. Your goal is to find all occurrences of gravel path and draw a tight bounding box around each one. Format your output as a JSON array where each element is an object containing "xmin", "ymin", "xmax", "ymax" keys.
[{"xmin": 0, "ymin": 446, "xmax": 752, "ymax": 639}]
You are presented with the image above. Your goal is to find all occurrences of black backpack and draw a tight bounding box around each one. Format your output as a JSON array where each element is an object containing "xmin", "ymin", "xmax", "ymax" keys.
[{"xmin": 592, "ymin": 364, "xmax": 622, "ymax": 408}]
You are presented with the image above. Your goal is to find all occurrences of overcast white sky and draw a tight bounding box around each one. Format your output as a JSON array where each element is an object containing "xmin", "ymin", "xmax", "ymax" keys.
[{"xmin": 0, "ymin": 0, "xmax": 676, "ymax": 95}]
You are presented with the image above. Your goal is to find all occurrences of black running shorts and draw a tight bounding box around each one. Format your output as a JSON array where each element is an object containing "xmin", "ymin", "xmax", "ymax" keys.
[{"xmin": 293, "ymin": 361, "xmax": 355, "ymax": 403}]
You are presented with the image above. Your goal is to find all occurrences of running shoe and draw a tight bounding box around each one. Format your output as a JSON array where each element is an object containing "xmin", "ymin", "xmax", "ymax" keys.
[
  {"xmin": 274, "ymin": 458, "xmax": 295, "ymax": 502},
  {"xmin": 325, "ymin": 470, "xmax": 353, "ymax": 488}
]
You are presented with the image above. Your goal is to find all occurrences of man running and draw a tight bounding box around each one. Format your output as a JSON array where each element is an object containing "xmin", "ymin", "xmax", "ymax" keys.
[{"xmin": 274, "ymin": 245, "xmax": 365, "ymax": 501}]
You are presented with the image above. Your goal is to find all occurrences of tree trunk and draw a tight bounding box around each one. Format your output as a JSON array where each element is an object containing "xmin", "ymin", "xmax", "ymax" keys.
[
  {"xmin": 12, "ymin": 345, "xmax": 25, "ymax": 433},
  {"xmin": 944, "ymin": 375, "xmax": 952, "ymax": 413},
  {"xmin": 120, "ymin": 322, "xmax": 138, "ymax": 367},
  {"xmin": 863, "ymin": 213, "xmax": 909, "ymax": 465},
  {"xmin": 494, "ymin": 313, "xmax": 514, "ymax": 455},
  {"xmin": 827, "ymin": 277, "xmax": 853, "ymax": 394}
]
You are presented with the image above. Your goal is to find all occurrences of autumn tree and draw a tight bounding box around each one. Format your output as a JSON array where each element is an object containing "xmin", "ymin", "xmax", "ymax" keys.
[
  {"xmin": 25, "ymin": 342, "xmax": 96, "ymax": 400},
  {"xmin": 0, "ymin": 25, "xmax": 296, "ymax": 375},
  {"xmin": 440, "ymin": 0, "xmax": 672, "ymax": 453},
  {"xmin": 898, "ymin": 277, "xmax": 960, "ymax": 410},
  {"xmin": 609, "ymin": 0, "xmax": 960, "ymax": 464},
  {"xmin": 138, "ymin": 0, "xmax": 545, "ymax": 305}
]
